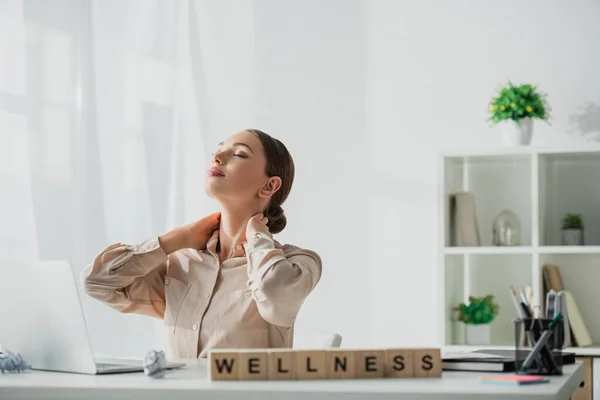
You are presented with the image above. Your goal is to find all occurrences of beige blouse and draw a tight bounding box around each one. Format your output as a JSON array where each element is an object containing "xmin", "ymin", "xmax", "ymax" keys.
[{"xmin": 80, "ymin": 229, "xmax": 322, "ymax": 358}]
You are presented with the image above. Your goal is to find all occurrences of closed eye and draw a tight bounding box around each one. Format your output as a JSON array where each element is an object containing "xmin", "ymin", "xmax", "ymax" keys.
[{"xmin": 211, "ymin": 151, "xmax": 248, "ymax": 158}]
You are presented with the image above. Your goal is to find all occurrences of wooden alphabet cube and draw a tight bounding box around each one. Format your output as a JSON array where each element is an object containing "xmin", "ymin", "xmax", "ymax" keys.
[
  {"xmin": 412, "ymin": 348, "xmax": 442, "ymax": 378},
  {"xmin": 238, "ymin": 349, "xmax": 269, "ymax": 380},
  {"xmin": 207, "ymin": 347, "xmax": 444, "ymax": 381},
  {"xmin": 267, "ymin": 349, "xmax": 295, "ymax": 380},
  {"xmin": 354, "ymin": 349, "xmax": 385, "ymax": 379},
  {"xmin": 384, "ymin": 348, "xmax": 414, "ymax": 378},
  {"xmin": 325, "ymin": 349, "xmax": 356, "ymax": 379},
  {"xmin": 207, "ymin": 349, "xmax": 239, "ymax": 381},
  {"xmin": 295, "ymin": 350, "xmax": 327, "ymax": 380}
]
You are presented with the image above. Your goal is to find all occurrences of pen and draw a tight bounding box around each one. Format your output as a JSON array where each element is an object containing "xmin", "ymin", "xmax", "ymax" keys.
[
  {"xmin": 519, "ymin": 289, "xmax": 532, "ymax": 316},
  {"xmin": 510, "ymin": 287, "xmax": 524, "ymax": 318},
  {"xmin": 525, "ymin": 286, "xmax": 533, "ymax": 310},
  {"xmin": 520, "ymin": 313, "xmax": 563, "ymax": 373},
  {"xmin": 511, "ymin": 287, "xmax": 538, "ymax": 350}
]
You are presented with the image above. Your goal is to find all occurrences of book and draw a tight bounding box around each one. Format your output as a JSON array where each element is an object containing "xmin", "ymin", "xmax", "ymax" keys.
[
  {"xmin": 442, "ymin": 349, "xmax": 575, "ymax": 373},
  {"xmin": 444, "ymin": 359, "xmax": 513, "ymax": 372},
  {"xmin": 450, "ymin": 192, "xmax": 481, "ymax": 246},
  {"xmin": 543, "ymin": 264, "xmax": 592, "ymax": 347},
  {"xmin": 564, "ymin": 290, "xmax": 593, "ymax": 347},
  {"xmin": 480, "ymin": 374, "xmax": 549, "ymax": 386}
]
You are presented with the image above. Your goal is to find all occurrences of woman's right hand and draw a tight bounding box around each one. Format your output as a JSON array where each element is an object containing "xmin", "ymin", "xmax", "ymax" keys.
[{"xmin": 158, "ymin": 212, "xmax": 221, "ymax": 254}]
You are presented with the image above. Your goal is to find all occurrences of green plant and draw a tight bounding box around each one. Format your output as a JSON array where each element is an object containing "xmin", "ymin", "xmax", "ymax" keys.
[
  {"xmin": 562, "ymin": 213, "xmax": 584, "ymax": 230},
  {"xmin": 455, "ymin": 295, "xmax": 499, "ymax": 325},
  {"xmin": 488, "ymin": 82, "xmax": 550, "ymax": 123}
]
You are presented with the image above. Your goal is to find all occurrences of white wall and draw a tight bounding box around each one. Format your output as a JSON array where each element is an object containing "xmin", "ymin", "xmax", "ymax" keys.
[
  {"xmin": 229, "ymin": 0, "xmax": 600, "ymax": 348},
  {"xmin": 252, "ymin": 0, "xmax": 369, "ymax": 347},
  {"xmin": 2, "ymin": 0, "xmax": 596, "ymax": 356}
]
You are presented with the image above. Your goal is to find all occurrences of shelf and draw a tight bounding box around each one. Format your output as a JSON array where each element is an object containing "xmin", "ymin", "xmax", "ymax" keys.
[
  {"xmin": 441, "ymin": 148, "xmax": 600, "ymax": 351},
  {"xmin": 444, "ymin": 155, "xmax": 531, "ymax": 247},
  {"xmin": 539, "ymin": 152, "xmax": 600, "ymax": 246},
  {"xmin": 445, "ymin": 246, "xmax": 600, "ymax": 255},
  {"xmin": 441, "ymin": 145, "xmax": 600, "ymax": 158},
  {"xmin": 539, "ymin": 246, "xmax": 600, "ymax": 254},
  {"xmin": 444, "ymin": 254, "xmax": 531, "ymax": 346},
  {"xmin": 565, "ymin": 346, "xmax": 600, "ymax": 357},
  {"xmin": 445, "ymin": 246, "xmax": 533, "ymax": 255}
]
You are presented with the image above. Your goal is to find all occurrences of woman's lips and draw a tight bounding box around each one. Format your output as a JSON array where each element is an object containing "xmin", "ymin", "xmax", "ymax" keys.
[{"xmin": 208, "ymin": 167, "xmax": 225, "ymax": 177}]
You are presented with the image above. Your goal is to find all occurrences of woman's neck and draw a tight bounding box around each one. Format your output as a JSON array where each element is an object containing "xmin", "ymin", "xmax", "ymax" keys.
[{"xmin": 217, "ymin": 204, "xmax": 260, "ymax": 262}]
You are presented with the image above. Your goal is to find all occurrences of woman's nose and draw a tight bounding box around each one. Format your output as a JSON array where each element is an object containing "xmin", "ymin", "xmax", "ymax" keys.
[{"xmin": 213, "ymin": 152, "xmax": 223, "ymax": 164}]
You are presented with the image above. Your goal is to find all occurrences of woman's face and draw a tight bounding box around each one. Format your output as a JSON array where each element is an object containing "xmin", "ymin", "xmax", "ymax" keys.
[{"xmin": 204, "ymin": 130, "xmax": 268, "ymax": 204}]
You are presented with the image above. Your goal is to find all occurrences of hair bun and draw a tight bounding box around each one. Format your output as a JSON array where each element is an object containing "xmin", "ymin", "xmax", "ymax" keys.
[
  {"xmin": 267, "ymin": 205, "xmax": 284, "ymax": 220},
  {"xmin": 266, "ymin": 205, "xmax": 287, "ymax": 234}
]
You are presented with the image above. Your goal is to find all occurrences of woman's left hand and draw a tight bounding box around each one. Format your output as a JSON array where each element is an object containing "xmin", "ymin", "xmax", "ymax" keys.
[{"xmin": 246, "ymin": 212, "xmax": 272, "ymax": 241}]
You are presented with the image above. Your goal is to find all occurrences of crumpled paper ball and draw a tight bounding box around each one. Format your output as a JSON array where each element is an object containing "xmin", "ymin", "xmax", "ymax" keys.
[
  {"xmin": 143, "ymin": 350, "xmax": 167, "ymax": 378},
  {"xmin": 0, "ymin": 350, "xmax": 31, "ymax": 373}
]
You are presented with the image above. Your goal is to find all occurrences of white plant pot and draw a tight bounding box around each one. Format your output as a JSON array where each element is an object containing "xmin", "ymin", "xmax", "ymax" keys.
[
  {"xmin": 466, "ymin": 324, "xmax": 491, "ymax": 345},
  {"xmin": 501, "ymin": 118, "xmax": 533, "ymax": 146},
  {"xmin": 562, "ymin": 229, "xmax": 584, "ymax": 246}
]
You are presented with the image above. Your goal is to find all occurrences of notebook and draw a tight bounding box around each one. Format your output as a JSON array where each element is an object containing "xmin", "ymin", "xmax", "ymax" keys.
[
  {"xmin": 480, "ymin": 374, "xmax": 549, "ymax": 386},
  {"xmin": 442, "ymin": 349, "xmax": 575, "ymax": 372}
]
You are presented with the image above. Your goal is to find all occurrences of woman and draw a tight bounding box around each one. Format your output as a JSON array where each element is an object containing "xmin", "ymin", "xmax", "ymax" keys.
[{"xmin": 80, "ymin": 129, "xmax": 322, "ymax": 359}]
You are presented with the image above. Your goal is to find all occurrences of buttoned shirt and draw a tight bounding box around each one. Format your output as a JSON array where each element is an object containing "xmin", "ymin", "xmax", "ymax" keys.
[{"xmin": 80, "ymin": 230, "xmax": 322, "ymax": 358}]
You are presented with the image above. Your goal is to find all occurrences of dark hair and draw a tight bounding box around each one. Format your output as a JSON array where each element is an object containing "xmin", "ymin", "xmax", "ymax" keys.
[{"xmin": 246, "ymin": 129, "xmax": 295, "ymax": 234}]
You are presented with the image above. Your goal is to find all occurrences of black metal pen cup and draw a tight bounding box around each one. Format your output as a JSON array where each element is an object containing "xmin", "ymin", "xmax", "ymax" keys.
[{"xmin": 514, "ymin": 318, "xmax": 564, "ymax": 376}]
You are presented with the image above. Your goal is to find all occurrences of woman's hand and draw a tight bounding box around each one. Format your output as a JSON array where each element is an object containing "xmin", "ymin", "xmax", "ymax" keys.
[
  {"xmin": 245, "ymin": 212, "xmax": 272, "ymax": 241},
  {"xmin": 159, "ymin": 212, "xmax": 221, "ymax": 254},
  {"xmin": 185, "ymin": 212, "xmax": 222, "ymax": 248}
]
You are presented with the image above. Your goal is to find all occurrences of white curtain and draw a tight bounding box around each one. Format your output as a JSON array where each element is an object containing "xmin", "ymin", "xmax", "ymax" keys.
[{"xmin": 0, "ymin": 0, "xmax": 232, "ymax": 357}]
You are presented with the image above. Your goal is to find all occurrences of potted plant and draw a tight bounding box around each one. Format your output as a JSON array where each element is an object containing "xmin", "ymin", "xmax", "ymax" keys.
[
  {"xmin": 488, "ymin": 82, "xmax": 551, "ymax": 146},
  {"xmin": 562, "ymin": 213, "xmax": 584, "ymax": 245},
  {"xmin": 456, "ymin": 295, "xmax": 499, "ymax": 345}
]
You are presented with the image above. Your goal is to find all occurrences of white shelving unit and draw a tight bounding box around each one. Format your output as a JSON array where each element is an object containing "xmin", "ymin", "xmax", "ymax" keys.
[{"xmin": 439, "ymin": 146, "xmax": 600, "ymax": 359}]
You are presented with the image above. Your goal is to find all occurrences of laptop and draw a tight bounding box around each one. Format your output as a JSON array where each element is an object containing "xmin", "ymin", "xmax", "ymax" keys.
[{"xmin": 0, "ymin": 260, "xmax": 185, "ymax": 374}]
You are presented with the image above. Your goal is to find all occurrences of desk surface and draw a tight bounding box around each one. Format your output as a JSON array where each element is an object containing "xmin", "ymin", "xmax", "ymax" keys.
[{"xmin": 0, "ymin": 359, "xmax": 584, "ymax": 400}]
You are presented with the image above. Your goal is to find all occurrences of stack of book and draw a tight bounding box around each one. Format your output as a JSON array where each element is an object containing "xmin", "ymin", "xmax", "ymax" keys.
[
  {"xmin": 543, "ymin": 264, "xmax": 592, "ymax": 347},
  {"xmin": 442, "ymin": 349, "xmax": 575, "ymax": 373}
]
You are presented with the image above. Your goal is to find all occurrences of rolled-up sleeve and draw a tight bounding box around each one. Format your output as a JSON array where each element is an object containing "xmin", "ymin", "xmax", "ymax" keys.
[
  {"xmin": 244, "ymin": 237, "xmax": 322, "ymax": 327},
  {"xmin": 80, "ymin": 238, "xmax": 168, "ymax": 319}
]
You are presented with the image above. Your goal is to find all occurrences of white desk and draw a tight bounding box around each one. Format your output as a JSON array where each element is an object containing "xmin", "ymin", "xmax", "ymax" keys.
[{"xmin": 0, "ymin": 359, "xmax": 584, "ymax": 400}]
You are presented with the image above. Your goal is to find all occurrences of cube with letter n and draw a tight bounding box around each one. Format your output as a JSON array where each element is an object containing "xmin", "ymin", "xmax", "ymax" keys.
[{"xmin": 326, "ymin": 349, "xmax": 356, "ymax": 379}]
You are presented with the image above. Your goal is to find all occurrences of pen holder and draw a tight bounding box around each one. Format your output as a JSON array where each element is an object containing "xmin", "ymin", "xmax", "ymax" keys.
[{"xmin": 513, "ymin": 318, "xmax": 564, "ymax": 376}]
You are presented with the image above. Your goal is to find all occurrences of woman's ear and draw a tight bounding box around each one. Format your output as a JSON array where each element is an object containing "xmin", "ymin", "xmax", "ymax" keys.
[{"xmin": 258, "ymin": 176, "xmax": 282, "ymax": 199}]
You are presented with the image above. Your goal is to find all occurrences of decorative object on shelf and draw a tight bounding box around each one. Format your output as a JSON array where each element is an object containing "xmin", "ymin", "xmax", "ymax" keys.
[
  {"xmin": 561, "ymin": 213, "xmax": 584, "ymax": 245},
  {"xmin": 0, "ymin": 349, "xmax": 31, "ymax": 373},
  {"xmin": 456, "ymin": 295, "xmax": 499, "ymax": 345},
  {"xmin": 488, "ymin": 82, "xmax": 551, "ymax": 146},
  {"xmin": 450, "ymin": 191, "xmax": 481, "ymax": 246},
  {"xmin": 143, "ymin": 349, "xmax": 168, "ymax": 378},
  {"xmin": 492, "ymin": 209, "xmax": 521, "ymax": 246}
]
